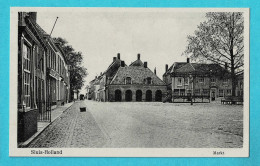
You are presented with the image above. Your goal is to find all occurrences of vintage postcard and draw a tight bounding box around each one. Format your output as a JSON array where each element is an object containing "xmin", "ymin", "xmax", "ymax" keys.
[{"xmin": 9, "ymin": 7, "xmax": 249, "ymax": 157}]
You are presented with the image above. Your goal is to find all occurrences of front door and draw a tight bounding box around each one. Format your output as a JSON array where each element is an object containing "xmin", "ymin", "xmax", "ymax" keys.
[{"xmin": 211, "ymin": 89, "xmax": 216, "ymax": 101}]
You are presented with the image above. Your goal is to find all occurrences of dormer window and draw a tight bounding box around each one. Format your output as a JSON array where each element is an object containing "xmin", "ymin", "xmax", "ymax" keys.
[
  {"xmin": 125, "ymin": 77, "xmax": 132, "ymax": 84},
  {"xmin": 199, "ymin": 78, "xmax": 204, "ymax": 83},
  {"xmin": 177, "ymin": 78, "xmax": 182, "ymax": 86},
  {"xmin": 147, "ymin": 77, "xmax": 152, "ymax": 85},
  {"xmin": 223, "ymin": 78, "xmax": 228, "ymax": 84},
  {"xmin": 211, "ymin": 77, "xmax": 216, "ymax": 83}
]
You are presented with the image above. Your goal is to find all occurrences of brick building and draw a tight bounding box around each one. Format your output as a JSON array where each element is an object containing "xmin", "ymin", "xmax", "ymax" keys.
[
  {"xmin": 163, "ymin": 58, "xmax": 243, "ymax": 102},
  {"xmin": 18, "ymin": 12, "xmax": 70, "ymax": 142},
  {"xmin": 90, "ymin": 54, "xmax": 167, "ymax": 102}
]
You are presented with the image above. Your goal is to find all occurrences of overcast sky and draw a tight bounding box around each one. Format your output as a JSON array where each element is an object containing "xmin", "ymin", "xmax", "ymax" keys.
[{"xmin": 35, "ymin": 8, "xmax": 207, "ymax": 94}]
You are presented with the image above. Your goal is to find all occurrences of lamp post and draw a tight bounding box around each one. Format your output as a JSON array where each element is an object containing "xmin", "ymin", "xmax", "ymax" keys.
[{"xmin": 189, "ymin": 73, "xmax": 194, "ymax": 105}]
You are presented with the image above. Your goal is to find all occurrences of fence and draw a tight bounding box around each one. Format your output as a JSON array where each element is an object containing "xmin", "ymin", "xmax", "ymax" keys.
[
  {"xmin": 172, "ymin": 95, "xmax": 210, "ymax": 103},
  {"xmin": 37, "ymin": 101, "xmax": 52, "ymax": 122}
]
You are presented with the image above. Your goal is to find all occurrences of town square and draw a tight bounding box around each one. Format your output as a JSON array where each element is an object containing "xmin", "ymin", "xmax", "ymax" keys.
[
  {"xmin": 14, "ymin": 8, "xmax": 246, "ymax": 151},
  {"xmin": 27, "ymin": 100, "xmax": 243, "ymax": 148}
]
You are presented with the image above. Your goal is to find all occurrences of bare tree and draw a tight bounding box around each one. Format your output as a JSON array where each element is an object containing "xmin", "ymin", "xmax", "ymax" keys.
[{"xmin": 183, "ymin": 12, "xmax": 244, "ymax": 97}]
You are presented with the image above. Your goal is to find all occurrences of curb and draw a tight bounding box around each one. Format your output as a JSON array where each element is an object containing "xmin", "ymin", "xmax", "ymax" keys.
[{"xmin": 18, "ymin": 102, "xmax": 75, "ymax": 148}]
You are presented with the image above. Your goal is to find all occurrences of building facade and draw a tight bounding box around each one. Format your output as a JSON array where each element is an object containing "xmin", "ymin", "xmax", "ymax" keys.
[
  {"xmin": 18, "ymin": 12, "xmax": 70, "ymax": 142},
  {"xmin": 163, "ymin": 58, "xmax": 243, "ymax": 102},
  {"xmin": 89, "ymin": 54, "xmax": 167, "ymax": 102}
]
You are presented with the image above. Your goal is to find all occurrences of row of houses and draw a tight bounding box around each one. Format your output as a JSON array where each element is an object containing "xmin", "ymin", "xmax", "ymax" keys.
[
  {"xmin": 18, "ymin": 12, "xmax": 70, "ymax": 142},
  {"xmin": 89, "ymin": 54, "xmax": 243, "ymax": 102}
]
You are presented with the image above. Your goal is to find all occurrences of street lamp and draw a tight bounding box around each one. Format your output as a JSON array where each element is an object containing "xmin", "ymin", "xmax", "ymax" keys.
[{"xmin": 189, "ymin": 73, "xmax": 194, "ymax": 105}]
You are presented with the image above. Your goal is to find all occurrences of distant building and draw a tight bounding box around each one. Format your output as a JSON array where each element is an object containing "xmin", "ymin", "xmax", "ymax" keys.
[
  {"xmin": 236, "ymin": 72, "xmax": 243, "ymax": 97},
  {"xmin": 89, "ymin": 54, "xmax": 167, "ymax": 102},
  {"xmin": 163, "ymin": 58, "xmax": 234, "ymax": 101}
]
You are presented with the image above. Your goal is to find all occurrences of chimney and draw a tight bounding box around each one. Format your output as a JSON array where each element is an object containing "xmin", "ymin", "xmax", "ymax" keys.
[
  {"xmin": 165, "ymin": 64, "xmax": 168, "ymax": 72},
  {"xmin": 225, "ymin": 62, "xmax": 228, "ymax": 69},
  {"xmin": 117, "ymin": 53, "xmax": 120, "ymax": 60},
  {"xmin": 120, "ymin": 61, "xmax": 125, "ymax": 67},
  {"xmin": 187, "ymin": 58, "xmax": 190, "ymax": 63},
  {"xmin": 29, "ymin": 12, "xmax": 37, "ymax": 22},
  {"xmin": 154, "ymin": 67, "xmax": 157, "ymax": 75},
  {"xmin": 113, "ymin": 57, "xmax": 116, "ymax": 62},
  {"xmin": 95, "ymin": 76, "xmax": 97, "ymax": 79},
  {"xmin": 137, "ymin": 53, "xmax": 140, "ymax": 60},
  {"xmin": 144, "ymin": 62, "xmax": 147, "ymax": 68},
  {"xmin": 100, "ymin": 72, "xmax": 102, "ymax": 75}
]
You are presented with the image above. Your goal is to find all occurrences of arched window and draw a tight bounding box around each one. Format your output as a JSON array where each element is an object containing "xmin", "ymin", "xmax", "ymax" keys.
[{"xmin": 125, "ymin": 77, "xmax": 132, "ymax": 84}]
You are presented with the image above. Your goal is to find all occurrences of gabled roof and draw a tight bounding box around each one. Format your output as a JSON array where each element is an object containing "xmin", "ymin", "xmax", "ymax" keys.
[
  {"xmin": 171, "ymin": 62, "xmax": 230, "ymax": 77},
  {"xmin": 110, "ymin": 66, "xmax": 166, "ymax": 85},
  {"xmin": 104, "ymin": 58, "xmax": 125, "ymax": 78},
  {"xmin": 163, "ymin": 62, "xmax": 187, "ymax": 76}
]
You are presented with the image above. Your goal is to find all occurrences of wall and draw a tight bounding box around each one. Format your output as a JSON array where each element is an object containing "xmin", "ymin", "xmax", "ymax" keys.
[
  {"xmin": 107, "ymin": 84, "xmax": 167, "ymax": 102},
  {"xmin": 172, "ymin": 76, "xmax": 232, "ymax": 97}
]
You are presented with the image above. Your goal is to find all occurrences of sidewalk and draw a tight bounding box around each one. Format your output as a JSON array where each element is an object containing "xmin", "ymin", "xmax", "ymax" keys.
[{"xmin": 19, "ymin": 102, "xmax": 74, "ymax": 147}]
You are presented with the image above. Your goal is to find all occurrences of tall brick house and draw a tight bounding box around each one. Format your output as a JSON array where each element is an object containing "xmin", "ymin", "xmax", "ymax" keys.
[
  {"xmin": 163, "ymin": 58, "xmax": 233, "ymax": 101},
  {"xmin": 18, "ymin": 12, "xmax": 70, "ymax": 142},
  {"xmin": 90, "ymin": 54, "xmax": 167, "ymax": 102}
]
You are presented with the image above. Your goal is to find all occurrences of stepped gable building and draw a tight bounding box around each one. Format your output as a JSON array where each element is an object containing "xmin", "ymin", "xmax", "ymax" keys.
[
  {"xmin": 163, "ymin": 58, "xmax": 233, "ymax": 101},
  {"xmin": 90, "ymin": 53, "xmax": 167, "ymax": 102}
]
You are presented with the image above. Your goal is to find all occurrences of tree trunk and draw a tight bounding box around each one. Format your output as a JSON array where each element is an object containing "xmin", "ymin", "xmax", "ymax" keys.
[
  {"xmin": 231, "ymin": 56, "xmax": 236, "ymax": 97},
  {"xmin": 230, "ymin": 13, "xmax": 237, "ymax": 98}
]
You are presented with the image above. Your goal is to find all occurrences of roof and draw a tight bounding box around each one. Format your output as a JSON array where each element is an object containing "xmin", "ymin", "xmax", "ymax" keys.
[
  {"xmin": 104, "ymin": 58, "xmax": 126, "ymax": 78},
  {"xmin": 129, "ymin": 59, "xmax": 144, "ymax": 67},
  {"xmin": 170, "ymin": 62, "xmax": 230, "ymax": 77},
  {"xmin": 163, "ymin": 62, "xmax": 186, "ymax": 76},
  {"xmin": 110, "ymin": 66, "xmax": 166, "ymax": 85},
  {"xmin": 175, "ymin": 63, "xmax": 195, "ymax": 73}
]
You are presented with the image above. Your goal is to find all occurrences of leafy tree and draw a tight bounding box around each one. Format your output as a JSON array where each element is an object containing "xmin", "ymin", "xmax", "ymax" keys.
[
  {"xmin": 54, "ymin": 37, "xmax": 88, "ymax": 99},
  {"xmin": 183, "ymin": 12, "xmax": 244, "ymax": 97}
]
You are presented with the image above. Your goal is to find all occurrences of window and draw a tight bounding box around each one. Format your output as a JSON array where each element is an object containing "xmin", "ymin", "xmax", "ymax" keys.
[
  {"xmin": 126, "ymin": 77, "xmax": 132, "ymax": 84},
  {"xmin": 194, "ymin": 89, "xmax": 200, "ymax": 96},
  {"xmin": 240, "ymin": 82, "xmax": 243, "ymax": 89},
  {"xmin": 147, "ymin": 77, "xmax": 152, "ymax": 84},
  {"xmin": 211, "ymin": 78, "xmax": 216, "ymax": 83},
  {"xmin": 23, "ymin": 43, "xmax": 31, "ymax": 108},
  {"xmin": 199, "ymin": 77, "xmax": 204, "ymax": 83},
  {"xmin": 202, "ymin": 89, "xmax": 209, "ymax": 96},
  {"xmin": 36, "ymin": 48, "xmax": 44, "ymax": 72},
  {"xmin": 184, "ymin": 77, "xmax": 189, "ymax": 85},
  {"xmin": 180, "ymin": 89, "xmax": 185, "ymax": 96},
  {"xmin": 173, "ymin": 89, "xmax": 179, "ymax": 95},
  {"xmin": 227, "ymin": 89, "xmax": 232, "ymax": 96},
  {"xmin": 223, "ymin": 78, "xmax": 228, "ymax": 83},
  {"xmin": 219, "ymin": 89, "xmax": 224, "ymax": 97},
  {"xmin": 177, "ymin": 78, "xmax": 182, "ymax": 86}
]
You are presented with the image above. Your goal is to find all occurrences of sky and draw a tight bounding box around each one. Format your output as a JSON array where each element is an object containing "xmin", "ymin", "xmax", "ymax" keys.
[{"xmin": 35, "ymin": 8, "xmax": 207, "ymax": 94}]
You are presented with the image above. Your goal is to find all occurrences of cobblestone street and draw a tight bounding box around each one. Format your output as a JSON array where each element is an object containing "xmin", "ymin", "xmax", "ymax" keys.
[{"xmin": 28, "ymin": 100, "xmax": 243, "ymax": 148}]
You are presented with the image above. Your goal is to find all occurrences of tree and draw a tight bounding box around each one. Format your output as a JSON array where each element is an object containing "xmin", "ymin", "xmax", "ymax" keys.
[
  {"xmin": 54, "ymin": 37, "xmax": 88, "ymax": 99},
  {"xmin": 183, "ymin": 12, "xmax": 244, "ymax": 97}
]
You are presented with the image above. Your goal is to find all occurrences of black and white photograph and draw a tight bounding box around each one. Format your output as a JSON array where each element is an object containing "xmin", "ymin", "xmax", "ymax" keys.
[{"xmin": 9, "ymin": 7, "xmax": 249, "ymax": 157}]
